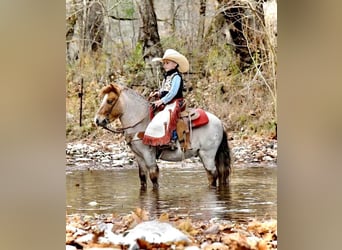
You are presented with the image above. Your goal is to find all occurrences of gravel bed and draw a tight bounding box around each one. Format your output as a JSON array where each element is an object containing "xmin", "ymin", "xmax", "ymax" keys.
[{"xmin": 66, "ymin": 136, "xmax": 277, "ymax": 171}]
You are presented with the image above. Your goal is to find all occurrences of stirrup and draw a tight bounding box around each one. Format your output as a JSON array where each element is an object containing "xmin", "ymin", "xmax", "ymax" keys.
[
  {"xmin": 159, "ymin": 141, "xmax": 177, "ymax": 151},
  {"xmin": 169, "ymin": 140, "xmax": 177, "ymax": 150}
]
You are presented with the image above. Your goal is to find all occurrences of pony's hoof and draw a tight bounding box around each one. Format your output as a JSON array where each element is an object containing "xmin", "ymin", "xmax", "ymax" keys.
[{"xmin": 140, "ymin": 184, "xmax": 147, "ymax": 191}]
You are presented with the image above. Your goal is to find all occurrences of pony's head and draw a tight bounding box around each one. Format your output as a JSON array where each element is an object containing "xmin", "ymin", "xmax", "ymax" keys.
[{"xmin": 94, "ymin": 83, "xmax": 122, "ymax": 127}]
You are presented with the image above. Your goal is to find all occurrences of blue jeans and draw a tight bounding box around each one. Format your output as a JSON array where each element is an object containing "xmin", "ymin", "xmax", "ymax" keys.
[{"xmin": 172, "ymin": 130, "xmax": 177, "ymax": 141}]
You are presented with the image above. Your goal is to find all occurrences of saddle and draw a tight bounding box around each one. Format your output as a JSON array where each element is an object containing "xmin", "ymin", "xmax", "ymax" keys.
[
  {"xmin": 140, "ymin": 102, "xmax": 208, "ymax": 151},
  {"xmin": 176, "ymin": 108, "xmax": 209, "ymax": 150}
]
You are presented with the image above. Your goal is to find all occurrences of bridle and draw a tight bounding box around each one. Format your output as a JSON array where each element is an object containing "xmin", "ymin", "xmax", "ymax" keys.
[{"xmin": 100, "ymin": 89, "xmax": 145, "ymax": 134}]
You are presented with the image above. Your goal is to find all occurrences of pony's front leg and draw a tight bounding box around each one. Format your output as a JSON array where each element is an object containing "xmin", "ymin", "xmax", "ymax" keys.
[
  {"xmin": 134, "ymin": 155, "xmax": 149, "ymax": 190},
  {"xmin": 131, "ymin": 143, "xmax": 159, "ymax": 189},
  {"xmin": 140, "ymin": 147, "xmax": 159, "ymax": 189},
  {"xmin": 148, "ymin": 163, "xmax": 159, "ymax": 189},
  {"xmin": 136, "ymin": 157, "xmax": 160, "ymax": 189}
]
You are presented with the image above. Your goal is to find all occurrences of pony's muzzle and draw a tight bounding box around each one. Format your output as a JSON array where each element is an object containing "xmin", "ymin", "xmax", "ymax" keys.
[{"xmin": 95, "ymin": 117, "xmax": 109, "ymax": 127}]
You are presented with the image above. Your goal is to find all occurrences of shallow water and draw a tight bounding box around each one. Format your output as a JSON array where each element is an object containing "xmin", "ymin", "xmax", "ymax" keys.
[{"xmin": 66, "ymin": 165, "xmax": 276, "ymax": 222}]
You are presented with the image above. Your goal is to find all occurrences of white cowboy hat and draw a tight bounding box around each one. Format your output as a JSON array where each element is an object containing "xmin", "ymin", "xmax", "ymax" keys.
[{"xmin": 152, "ymin": 49, "xmax": 189, "ymax": 73}]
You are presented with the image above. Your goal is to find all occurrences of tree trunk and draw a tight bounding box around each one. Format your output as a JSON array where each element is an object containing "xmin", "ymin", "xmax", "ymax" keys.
[
  {"xmin": 66, "ymin": 0, "xmax": 80, "ymax": 61},
  {"xmin": 170, "ymin": 0, "xmax": 176, "ymax": 33},
  {"xmin": 135, "ymin": 0, "xmax": 163, "ymax": 87},
  {"xmin": 207, "ymin": 0, "xmax": 267, "ymax": 71},
  {"xmin": 198, "ymin": 0, "xmax": 206, "ymax": 42},
  {"xmin": 221, "ymin": 0, "xmax": 251, "ymax": 70},
  {"xmin": 86, "ymin": 0, "xmax": 104, "ymax": 52},
  {"xmin": 66, "ymin": 12, "xmax": 78, "ymax": 60}
]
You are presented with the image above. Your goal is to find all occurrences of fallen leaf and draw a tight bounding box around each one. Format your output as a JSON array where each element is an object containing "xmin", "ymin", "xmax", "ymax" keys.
[{"xmin": 159, "ymin": 212, "xmax": 170, "ymax": 222}]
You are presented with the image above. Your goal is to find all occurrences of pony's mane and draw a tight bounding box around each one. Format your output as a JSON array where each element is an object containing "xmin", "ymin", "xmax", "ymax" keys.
[{"xmin": 122, "ymin": 86, "xmax": 149, "ymax": 107}]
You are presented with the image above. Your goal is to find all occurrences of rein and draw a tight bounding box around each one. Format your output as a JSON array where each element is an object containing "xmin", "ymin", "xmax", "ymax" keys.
[{"xmin": 101, "ymin": 118, "xmax": 144, "ymax": 134}]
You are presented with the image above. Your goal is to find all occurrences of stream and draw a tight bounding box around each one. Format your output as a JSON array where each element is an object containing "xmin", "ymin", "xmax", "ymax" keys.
[{"xmin": 66, "ymin": 164, "xmax": 276, "ymax": 223}]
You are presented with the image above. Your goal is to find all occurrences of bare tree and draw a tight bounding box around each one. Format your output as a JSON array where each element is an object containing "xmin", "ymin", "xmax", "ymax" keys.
[
  {"xmin": 66, "ymin": 11, "xmax": 78, "ymax": 61},
  {"xmin": 198, "ymin": 0, "xmax": 206, "ymax": 42},
  {"xmin": 135, "ymin": 0, "xmax": 163, "ymax": 87},
  {"xmin": 66, "ymin": 0, "xmax": 105, "ymax": 61},
  {"xmin": 169, "ymin": 0, "xmax": 176, "ymax": 33},
  {"xmin": 205, "ymin": 0, "xmax": 277, "ymax": 121},
  {"xmin": 208, "ymin": 0, "xmax": 270, "ymax": 71},
  {"xmin": 66, "ymin": 0, "xmax": 80, "ymax": 61},
  {"xmin": 86, "ymin": 0, "xmax": 105, "ymax": 52}
]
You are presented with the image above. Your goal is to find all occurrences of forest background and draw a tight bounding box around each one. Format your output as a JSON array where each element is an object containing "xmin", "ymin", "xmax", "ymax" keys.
[{"xmin": 66, "ymin": 0, "xmax": 277, "ymax": 141}]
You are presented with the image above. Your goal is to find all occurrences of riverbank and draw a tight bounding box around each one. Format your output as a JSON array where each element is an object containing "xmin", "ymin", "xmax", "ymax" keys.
[
  {"xmin": 66, "ymin": 208, "xmax": 277, "ymax": 250},
  {"xmin": 66, "ymin": 134, "xmax": 277, "ymax": 171}
]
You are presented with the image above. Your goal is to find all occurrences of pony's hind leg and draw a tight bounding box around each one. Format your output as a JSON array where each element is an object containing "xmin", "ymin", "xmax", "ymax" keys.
[
  {"xmin": 205, "ymin": 169, "xmax": 218, "ymax": 187},
  {"xmin": 199, "ymin": 151, "xmax": 218, "ymax": 187}
]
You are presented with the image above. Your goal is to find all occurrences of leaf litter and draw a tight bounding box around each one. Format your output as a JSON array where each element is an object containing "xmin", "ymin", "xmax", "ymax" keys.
[{"xmin": 66, "ymin": 207, "xmax": 277, "ymax": 249}]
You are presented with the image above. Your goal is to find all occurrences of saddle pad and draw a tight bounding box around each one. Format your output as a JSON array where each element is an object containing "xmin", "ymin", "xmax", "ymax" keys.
[
  {"xmin": 143, "ymin": 102, "xmax": 179, "ymax": 146},
  {"xmin": 191, "ymin": 109, "xmax": 209, "ymax": 128}
]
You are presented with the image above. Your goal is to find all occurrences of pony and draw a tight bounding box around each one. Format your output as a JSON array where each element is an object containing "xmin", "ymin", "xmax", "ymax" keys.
[{"xmin": 94, "ymin": 83, "xmax": 231, "ymax": 189}]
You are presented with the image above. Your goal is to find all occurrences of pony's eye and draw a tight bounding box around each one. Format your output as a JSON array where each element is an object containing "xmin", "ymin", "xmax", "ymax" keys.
[{"xmin": 107, "ymin": 99, "xmax": 113, "ymax": 104}]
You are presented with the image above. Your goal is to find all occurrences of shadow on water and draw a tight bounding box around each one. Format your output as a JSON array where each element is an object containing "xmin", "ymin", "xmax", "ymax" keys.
[{"xmin": 66, "ymin": 165, "xmax": 276, "ymax": 222}]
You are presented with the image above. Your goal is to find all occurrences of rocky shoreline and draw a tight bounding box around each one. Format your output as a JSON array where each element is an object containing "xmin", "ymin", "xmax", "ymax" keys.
[{"xmin": 66, "ymin": 135, "xmax": 277, "ymax": 171}]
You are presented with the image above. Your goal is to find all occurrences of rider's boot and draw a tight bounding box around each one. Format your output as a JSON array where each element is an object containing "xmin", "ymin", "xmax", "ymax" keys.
[{"xmin": 169, "ymin": 139, "xmax": 176, "ymax": 150}]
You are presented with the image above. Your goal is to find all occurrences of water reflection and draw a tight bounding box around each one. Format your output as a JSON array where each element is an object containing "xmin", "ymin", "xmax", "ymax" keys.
[{"xmin": 66, "ymin": 166, "xmax": 276, "ymax": 222}]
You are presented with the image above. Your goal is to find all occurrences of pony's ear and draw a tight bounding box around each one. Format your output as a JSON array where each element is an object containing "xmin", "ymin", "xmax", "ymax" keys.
[
  {"xmin": 99, "ymin": 83, "xmax": 122, "ymax": 98},
  {"xmin": 110, "ymin": 83, "xmax": 121, "ymax": 96}
]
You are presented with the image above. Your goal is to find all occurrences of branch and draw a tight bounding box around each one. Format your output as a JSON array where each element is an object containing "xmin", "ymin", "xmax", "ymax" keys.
[
  {"xmin": 242, "ymin": 25, "xmax": 276, "ymax": 112},
  {"xmin": 109, "ymin": 15, "xmax": 138, "ymax": 21}
]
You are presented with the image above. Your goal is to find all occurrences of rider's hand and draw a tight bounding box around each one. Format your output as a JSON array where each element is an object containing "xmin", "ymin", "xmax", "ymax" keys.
[
  {"xmin": 149, "ymin": 91, "xmax": 159, "ymax": 98},
  {"xmin": 153, "ymin": 99, "xmax": 163, "ymax": 108}
]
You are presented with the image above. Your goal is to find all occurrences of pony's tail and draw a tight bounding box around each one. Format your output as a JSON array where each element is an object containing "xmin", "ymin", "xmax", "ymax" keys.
[{"xmin": 215, "ymin": 130, "xmax": 232, "ymax": 185}]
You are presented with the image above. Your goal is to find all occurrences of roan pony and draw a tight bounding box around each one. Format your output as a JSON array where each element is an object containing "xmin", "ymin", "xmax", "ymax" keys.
[{"xmin": 94, "ymin": 83, "xmax": 231, "ymax": 189}]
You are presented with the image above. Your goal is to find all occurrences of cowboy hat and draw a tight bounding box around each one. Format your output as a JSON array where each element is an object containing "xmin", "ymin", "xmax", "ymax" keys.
[{"xmin": 152, "ymin": 49, "xmax": 189, "ymax": 73}]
